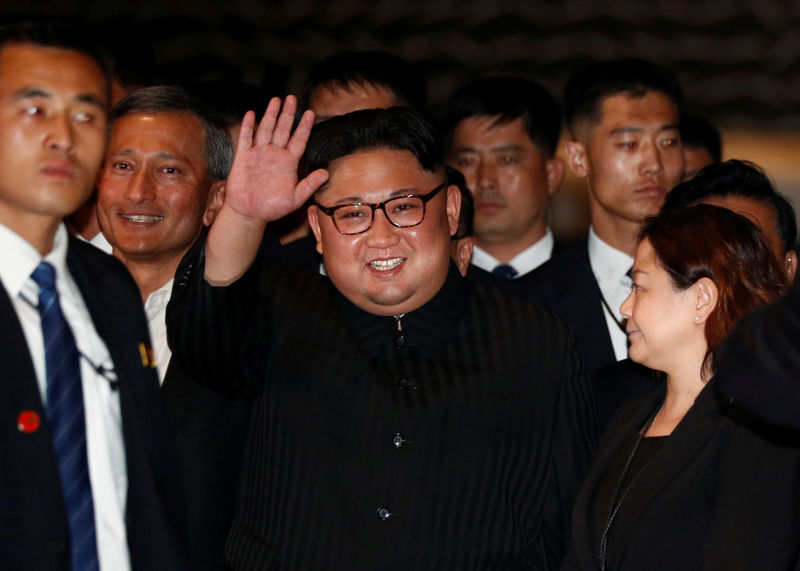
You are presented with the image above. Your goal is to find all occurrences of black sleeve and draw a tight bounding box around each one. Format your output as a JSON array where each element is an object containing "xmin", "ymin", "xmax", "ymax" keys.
[
  {"xmin": 166, "ymin": 238, "xmax": 268, "ymax": 399},
  {"xmin": 539, "ymin": 326, "xmax": 601, "ymax": 570},
  {"xmin": 717, "ymin": 284, "xmax": 800, "ymax": 428}
]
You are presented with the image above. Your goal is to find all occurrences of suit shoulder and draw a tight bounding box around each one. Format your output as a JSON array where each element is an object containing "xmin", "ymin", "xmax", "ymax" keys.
[
  {"xmin": 67, "ymin": 237, "xmax": 140, "ymax": 297},
  {"xmin": 517, "ymin": 241, "xmax": 593, "ymax": 305},
  {"xmin": 468, "ymin": 278, "xmax": 574, "ymax": 340}
]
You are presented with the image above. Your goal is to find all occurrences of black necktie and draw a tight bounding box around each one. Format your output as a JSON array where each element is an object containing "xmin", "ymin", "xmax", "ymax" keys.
[
  {"xmin": 31, "ymin": 262, "xmax": 100, "ymax": 571},
  {"xmin": 492, "ymin": 264, "xmax": 518, "ymax": 280}
]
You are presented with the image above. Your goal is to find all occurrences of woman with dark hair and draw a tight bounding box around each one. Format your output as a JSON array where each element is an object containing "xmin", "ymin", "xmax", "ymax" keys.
[{"xmin": 563, "ymin": 204, "xmax": 800, "ymax": 570}]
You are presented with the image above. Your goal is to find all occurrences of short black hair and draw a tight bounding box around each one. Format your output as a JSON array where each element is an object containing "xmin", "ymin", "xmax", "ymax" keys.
[
  {"xmin": 563, "ymin": 59, "xmax": 682, "ymax": 136},
  {"xmin": 305, "ymin": 106, "xmax": 444, "ymax": 176},
  {"xmin": 438, "ymin": 76, "xmax": 561, "ymax": 157},
  {"xmin": 0, "ymin": 20, "xmax": 111, "ymax": 93},
  {"xmin": 303, "ymin": 51, "xmax": 426, "ymax": 111},
  {"xmin": 110, "ymin": 85, "xmax": 233, "ymax": 180},
  {"xmin": 681, "ymin": 113, "xmax": 722, "ymax": 163},
  {"xmin": 662, "ymin": 159, "xmax": 796, "ymax": 253}
]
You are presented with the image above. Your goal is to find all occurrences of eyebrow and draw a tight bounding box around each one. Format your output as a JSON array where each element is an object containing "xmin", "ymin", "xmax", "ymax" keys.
[
  {"xmin": 110, "ymin": 148, "xmax": 184, "ymax": 161},
  {"xmin": 610, "ymin": 123, "xmax": 681, "ymax": 136},
  {"xmin": 450, "ymin": 144, "xmax": 524, "ymax": 154},
  {"xmin": 11, "ymin": 86, "xmax": 106, "ymax": 109},
  {"xmin": 326, "ymin": 187, "xmax": 422, "ymax": 205}
]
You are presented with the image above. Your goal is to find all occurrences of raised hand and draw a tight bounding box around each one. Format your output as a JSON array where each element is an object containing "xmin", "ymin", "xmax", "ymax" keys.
[
  {"xmin": 204, "ymin": 96, "xmax": 328, "ymax": 284},
  {"xmin": 225, "ymin": 95, "xmax": 329, "ymax": 223}
]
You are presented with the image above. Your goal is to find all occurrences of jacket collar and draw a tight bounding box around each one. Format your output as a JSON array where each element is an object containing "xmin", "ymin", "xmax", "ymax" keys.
[{"xmin": 334, "ymin": 263, "xmax": 469, "ymax": 359}]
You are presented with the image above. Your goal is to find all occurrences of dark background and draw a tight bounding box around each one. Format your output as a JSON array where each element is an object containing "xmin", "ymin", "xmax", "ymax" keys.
[{"xmin": 4, "ymin": 1, "xmax": 800, "ymax": 236}]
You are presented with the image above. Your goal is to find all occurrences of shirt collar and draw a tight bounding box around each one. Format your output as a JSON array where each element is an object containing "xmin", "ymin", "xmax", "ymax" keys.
[
  {"xmin": 471, "ymin": 229, "xmax": 554, "ymax": 277},
  {"xmin": 334, "ymin": 263, "xmax": 469, "ymax": 359},
  {"xmin": 0, "ymin": 222, "xmax": 69, "ymax": 299},
  {"xmin": 144, "ymin": 278, "xmax": 174, "ymax": 322},
  {"xmin": 587, "ymin": 226, "xmax": 634, "ymax": 295}
]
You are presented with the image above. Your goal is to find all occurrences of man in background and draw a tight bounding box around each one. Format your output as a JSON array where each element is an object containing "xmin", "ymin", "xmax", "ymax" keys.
[
  {"xmin": 440, "ymin": 76, "xmax": 564, "ymax": 282},
  {"xmin": 96, "ymin": 85, "xmax": 249, "ymax": 571}
]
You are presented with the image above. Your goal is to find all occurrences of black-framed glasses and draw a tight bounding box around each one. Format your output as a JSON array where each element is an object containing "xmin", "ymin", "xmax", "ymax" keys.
[{"xmin": 314, "ymin": 182, "xmax": 447, "ymax": 235}]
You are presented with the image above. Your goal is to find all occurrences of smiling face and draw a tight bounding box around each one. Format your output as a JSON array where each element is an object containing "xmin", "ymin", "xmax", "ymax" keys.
[
  {"xmin": 307, "ymin": 149, "xmax": 460, "ymax": 316},
  {"xmin": 620, "ymin": 238, "xmax": 703, "ymax": 374},
  {"xmin": 567, "ymin": 92, "xmax": 683, "ymax": 240},
  {"xmin": 447, "ymin": 116, "xmax": 561, "ymax": 257},
  {"xmin": 97, "ymin": 111, "xmax": 222, "ymax": 267},
  {"xmin": 0, "ymin": 43, "xmax": 108, "ymax": 252}
]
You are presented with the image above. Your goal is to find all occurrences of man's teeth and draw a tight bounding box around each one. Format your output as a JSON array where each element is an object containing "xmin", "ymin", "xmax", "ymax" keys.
[
  {"xmin": 369, "ymin": 258, "xmax": 405, "ymax": 270},
  {"xmin": 122, "ymin": 215, "xmax": 164, "ymax": 223}
]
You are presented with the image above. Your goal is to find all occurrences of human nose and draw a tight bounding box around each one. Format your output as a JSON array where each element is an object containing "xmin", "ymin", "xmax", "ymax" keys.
[
  {"xmin": 124, "ymin": 171, "xmax": 157, "ymax": 203},
  {"xmin": 365, "ymin": 208, "xmax": 401, "ymax": 248},
  {"xmin": 475, "ymin": 158, "xmax": 496, "ymax": 192},
  {"xmin": 620, "ymin": 290, "xmax": 633, "ymax": 320},
  {"xmin": 44, "ymin": 112, "xmax": 75, "ymax": 154},
  {"xmin": 639, "ymin": 140, "xmax": 664, "ymax": 176}
]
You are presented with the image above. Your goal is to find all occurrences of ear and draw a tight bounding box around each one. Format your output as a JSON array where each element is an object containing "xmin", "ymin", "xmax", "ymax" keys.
[
  {"xmin": 307, "ymin": 204, "xmax": 324, "ymax": 255},
  {"xmin": 445, "ymin": 184, "xmax": 462, "ymax": 238},
  {"xmin": 563, "ymin": 140, "xmax": 589, "ymax": 178},
  {"xmin": 202, "ymin": 180, "xmax": 226, "ymax": 226},
  {"xmin": 545, "ymin": 157, "xmax": 565, "ymax": 195},
  {"xmin": 451, "ymin": 236, "xmax": 474, "ymax": 277},
  {"xmin": 692, "ymin": 277, "xmax": 718, "ymax": 324},
  {"xmin": 786, "ymin": 250, "xmax": 797, "ymax": 282}
]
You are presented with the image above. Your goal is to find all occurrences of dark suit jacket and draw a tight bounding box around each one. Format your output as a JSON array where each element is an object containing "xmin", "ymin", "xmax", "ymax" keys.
[
  {"xmin": 168, "ymin": 244, "xmax": 599, "ymax": 570},
  {"xmin": 718, "ymin": 281, "xmax": 800, "ymax": 428},
  {"xmin": 563, "ymin": 378, "xmax": 800, "ymax": 570},
  {"xmin": 495, "ymin": 241, "xmax": 657, "ymax": 426},
  {"xmin": 161, "ymin": 355, "xmax": 253, "ymax": 571},
  {"xmin": 518, "ymin": 240, "xmax": 615, "ymax": 376},
  {"xmin": 0, "ymin": 237, "xmax": 187, "ymax": 570}
]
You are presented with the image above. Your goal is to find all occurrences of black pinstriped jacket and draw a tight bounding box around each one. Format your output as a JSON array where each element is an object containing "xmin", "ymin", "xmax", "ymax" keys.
[{"xmin": 167, "ymin": 242, "xmax": 600, "ymax": 570}]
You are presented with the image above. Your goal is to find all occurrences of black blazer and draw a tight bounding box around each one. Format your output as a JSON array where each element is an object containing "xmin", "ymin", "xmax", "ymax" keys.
[
  {"xmin": 0, "ymin": 237, "xmax": 187, "ymax": 570},
  {"xmin": 718, "ymin": 282, "xmax": 800, "ymax": 429},
  {"xmin": 168, "ymin": 244, "xmax": 599, "ymax": 570},
  {"xmin": 520, "ymin": 240, "xmax": 615, "ymax": 376},
  {"xmin": 563, "ymin": 378, "xmax": 800, "ymax": 570}
]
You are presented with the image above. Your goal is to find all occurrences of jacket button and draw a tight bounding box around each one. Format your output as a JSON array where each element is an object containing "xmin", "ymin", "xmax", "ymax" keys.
[
  {"xmin": 394, "ymin": 333, "xmax": 407, "ymax": 349},
  {"xmin": 376, "ymin": 507, "xmax": 392, "ymax": 520},
  {"xmin": 392, "ymin": 433, "xmax": 408, "ymax": 448},
  {"xmin": 396, "ymin": 378, "xmax": 419, "ymax": 390}
]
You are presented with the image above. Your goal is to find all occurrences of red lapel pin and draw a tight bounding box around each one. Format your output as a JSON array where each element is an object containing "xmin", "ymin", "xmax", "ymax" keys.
[{"xmin": 17, "ymin": 410, "xmax": 40, "ymax": 433}]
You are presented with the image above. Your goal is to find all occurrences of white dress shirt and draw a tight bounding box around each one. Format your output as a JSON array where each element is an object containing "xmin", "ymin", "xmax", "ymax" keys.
[
  {"xmin": 587, "ymin": 227, "xmax": 634, "ymax": 362},
  {"xmin": 0, "ymin": 223, "xmax": 131, "ymax": 571},
  {"xmin": 471, "ymin": 229, "xmax": 555, "ymax": 277},
  {"xmin": 144, "ymin": 278, "xmax": 173, "ymax": 384}
]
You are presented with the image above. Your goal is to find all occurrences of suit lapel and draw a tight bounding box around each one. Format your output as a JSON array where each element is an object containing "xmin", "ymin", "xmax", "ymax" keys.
[
  {"xmin": 570, "ymin": 389, "xmax": 664, "ymax": 567},
  {"xmin": 557, "ymin": 245, "xmax": 616, "ymax": 373},
  {"xmin": 603, "ymin": 380, "xmax": 725, "ymax": 560},
  {"xmin": 0, "ymin": 276, "xmax": 66, "ymax": 519}
]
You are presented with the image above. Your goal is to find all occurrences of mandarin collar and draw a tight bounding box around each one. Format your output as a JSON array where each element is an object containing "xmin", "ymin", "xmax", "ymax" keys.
[{"xmin": 334, "ymin": 262, "xmax": 469, "ymax": 359}]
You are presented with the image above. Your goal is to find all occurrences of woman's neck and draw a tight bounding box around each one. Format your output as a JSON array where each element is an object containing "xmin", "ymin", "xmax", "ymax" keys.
[{"xmin": 645, "ymin": 357, "xmax": 708, "ymax": 437}]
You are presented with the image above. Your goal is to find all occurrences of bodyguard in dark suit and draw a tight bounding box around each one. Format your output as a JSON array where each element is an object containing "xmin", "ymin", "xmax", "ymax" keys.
[
  {"xmin": 0, "ymin": 22, "xmax": 186, "ymax": 570},
  {"xmin": 523, "ymin": 61, "xmax": 685, "ymax": 423},
  {"xmin": 168, "ymin": 102, "xmax": 599, "ymax": 569},
  {"xmin": 440, "ymin": 77, "xmax": 565, "ymax": 282}
]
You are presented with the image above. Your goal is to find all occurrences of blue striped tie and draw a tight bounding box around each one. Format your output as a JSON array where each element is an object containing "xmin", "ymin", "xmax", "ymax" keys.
[{"xmin": 31, "ymin": 262, "xmax": 100, "ymax": 571}]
